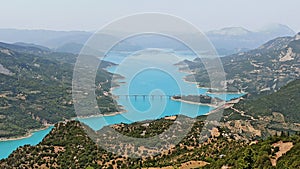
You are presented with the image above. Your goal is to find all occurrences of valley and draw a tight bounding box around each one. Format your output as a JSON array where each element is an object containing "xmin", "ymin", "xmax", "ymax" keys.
[{"xmin": 0, "ymin": 28, "xmax": 299, "ymax": 168}]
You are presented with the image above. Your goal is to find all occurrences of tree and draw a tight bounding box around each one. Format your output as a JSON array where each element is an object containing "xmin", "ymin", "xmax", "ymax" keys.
[{"xmin": 237, "ymin": 148, "xmax": 254, "ymax": 169}]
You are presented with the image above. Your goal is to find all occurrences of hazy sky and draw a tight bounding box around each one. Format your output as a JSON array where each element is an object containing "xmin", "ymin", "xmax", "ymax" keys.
[{"xmin": 1, "ymin": 0, "xmax": 300, "ymax": 32}]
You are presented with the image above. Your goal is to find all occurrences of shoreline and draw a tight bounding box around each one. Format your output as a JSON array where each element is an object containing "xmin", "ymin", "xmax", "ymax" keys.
[
  {"xmin": 179, "ymin": 69, "xmax": 246, "ymax": 95},
  {"xmin": 171, "ymin": 97, "xmax": 220, "ymax": 108},
  {"xmin": 0, "ymin": 109, "xmax": 127, "ymax": 142},
  {"xmin": 0, "ymin": 125, "xmax": 53, "ymax": 142},
  {"xmin": 181, "ymin": 76, "xmax": 212, "ymax": 90},
  {"xmin": 183, "ymin": 78, "xmax": 246, "ymax": 95},
  {"xmin": 182, "ymin": 78, "xmax": 199, "ymax": 85},
  {"xmin": 206, "ymin": 91, "xmax": 246, "ymax": 95},
  {"xmin": 178, "ymin": 68, "xmax": 195, "ymax": 75},
  {"xmin": 0, "ymin": 62, "xmax": 241, "ymax": 141},
  {"xmin": 75, "ymin": 110, "xmax": 127, "ymax": 119}
]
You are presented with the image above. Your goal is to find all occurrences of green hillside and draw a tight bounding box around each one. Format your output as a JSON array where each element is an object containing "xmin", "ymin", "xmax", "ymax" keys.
[
  {"xmin": 235, "ymin": 79, "xmax": 300, "ymax": 123},
  {"xmin": 0, "ymin": 43, "xmax": 117, "ymax": 138},
  {"xmin": 1, "ymin": 119, "xmax": 299, "ymax": 168}
]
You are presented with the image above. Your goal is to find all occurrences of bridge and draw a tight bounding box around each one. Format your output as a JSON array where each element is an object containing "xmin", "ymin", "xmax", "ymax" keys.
[{"xmin": 113, "ymin": 94, "xmax": 175, "ymax": 100}]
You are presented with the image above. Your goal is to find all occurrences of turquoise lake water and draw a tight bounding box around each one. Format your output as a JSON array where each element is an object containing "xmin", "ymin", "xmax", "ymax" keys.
[
  {"xmin": 0, "ymin": 50, "xmax": 244, "ymax": 160},
  {"xmin": 0, "ymin": 126, "xmax": 53, "ymax": 159},
  {"xmin": 80, "ymin": 51, "xmax": 245, "ymax": 130}
]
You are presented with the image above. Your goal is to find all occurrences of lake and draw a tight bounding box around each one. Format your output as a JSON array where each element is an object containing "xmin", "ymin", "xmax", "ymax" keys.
[
  {"xmin": 0, "ymin": 50, "xmax": 244, "ymax": 160},
  {"xmin": 80, "ymin": 50, "xmax": 244, "ymax": 130}
]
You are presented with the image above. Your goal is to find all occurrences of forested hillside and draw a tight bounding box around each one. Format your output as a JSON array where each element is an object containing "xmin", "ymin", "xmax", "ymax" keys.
[
  {"xmin": 235, "ymin": 79, "xmax": 300, "ymax": 123},
  {"xmin": 1, "ymin": 118, "xmax": 299, "ymax": 168},
  {"xmin": 0, "ymin": 42, "xmax": 117, "ymax": 138}
]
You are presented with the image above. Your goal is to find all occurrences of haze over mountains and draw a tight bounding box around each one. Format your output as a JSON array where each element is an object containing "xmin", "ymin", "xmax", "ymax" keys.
[
  {"xmin": 0, "ymin": 24, "xmax": 295, "ymax": 55},
  {"xmin": 207, "ymin": 24, "xmax": 295, "ymax": 54}
]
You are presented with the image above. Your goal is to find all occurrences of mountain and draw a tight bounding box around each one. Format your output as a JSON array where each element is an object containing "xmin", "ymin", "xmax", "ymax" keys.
[
  {"xmin": 0, "ymin": 25, "xmax": 295, "ymax": 56},
  {"xmin": 55, "ymin": 41, "xmax": 141, "ymax": 55},
  {"xmin": 55, "ymin": 42, "xmax": 86, "ymax": 54},
  {"xmin": 13, "ymin": 42, "xmax": 51, "ymax": 52},
  {"xmin": 0, "ymin": 29, "xmax": 92, "ymax": 49},
  {"xmin": 207, "ymin": 24, "xmax": 296, "ymax": 55},
  {"xmin": 259, "ymin": 23, "xmax": 296, "ymax": 38},
  {"xmin": 0, "ymin": 42, "xmax": 117, "ymax": 138},
  {"xmin": 0, "ymin": 29, "xmax": 123, "ymax": 54},
  {"xmin": 0, "ymin": 42, "xmax": 51, "ymax": 55},
  {"xmin": 183, "ymin": 32, "xmax": 300, "ymax": 96},
  {"xmin": 208, "ymin": 27, "xmax": 252, "ymax": 36}
]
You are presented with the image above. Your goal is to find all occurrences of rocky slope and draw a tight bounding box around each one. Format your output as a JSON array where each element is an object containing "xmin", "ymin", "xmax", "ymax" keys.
[{"xmin": 183, "ymin": 33, "xmax": 300, "ymax": 97}]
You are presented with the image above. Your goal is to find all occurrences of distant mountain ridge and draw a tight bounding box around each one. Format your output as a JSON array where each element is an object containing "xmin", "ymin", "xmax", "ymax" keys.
[
  {"xmin": 208, "ymin": 27, "xmax": 252, "ymax": 36},
  {"xmin": 0, "ymin": 28, "xmax": 91, "ymax": 48},
  {"xmin": 0, "ymin": 24, "xmax": 295, "ymax": 55},
  {"xmin": 13, "ymin": 42, "xmax": 51, "ymax": 52},
  {"xmin": 207, "ymin": 24, "xmax": 296, "ymax": 55},
  {"xmin": 208, "ymin": 24, "xmax": 295, "ymax": 37},
  {"xmin": 0, "ymin": 42, "xmax": 51, "ymax": 55}
]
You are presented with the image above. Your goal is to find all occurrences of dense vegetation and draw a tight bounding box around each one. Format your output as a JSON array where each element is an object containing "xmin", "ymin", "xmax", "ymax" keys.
[
  {"xmin": 235, "ymin": 79, "xmax": 300, "ymax": 123},
  {"xmin": 203, "ymin": 133, "xmax": 300, "ymax": 169},
  {"xmin": 1, "ymin": 119, "xmax": 299, "ymax": 168},
  {"xmin": 0, "ymin": 43, "xmax": 118, "ymax": 137}
]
